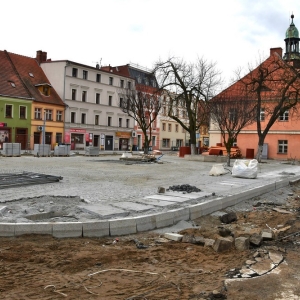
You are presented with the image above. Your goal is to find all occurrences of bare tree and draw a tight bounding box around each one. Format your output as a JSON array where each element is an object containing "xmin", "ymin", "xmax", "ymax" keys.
[
  {"xmin": 119, "ymin": 85, "xmax": 161, "ymax": 154},
  {"xmin": 209, "ymin": 91, "xmax": 257, "ymax": 166},
  {"xmin": 236, "ymin": 52, "xmax": 300, "ymax": 162},
  {"xmin": 154, "ymin": 57, "xmax": 223, "ymax": 154}
]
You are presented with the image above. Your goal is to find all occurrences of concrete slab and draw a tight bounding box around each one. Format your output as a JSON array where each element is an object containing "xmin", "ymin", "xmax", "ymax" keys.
[
  {"xmin": 155, "ymin": 211, "xmax": 174, "ymax": 228},
  {"xmin": 109, "ymin": 218, "xmax": 137, "ymax": 236},
  {"xmin": 164, "ymin": 192, "xmax": 211, "ymax": 200},
  {"xmin": 0, "ymin": 223, "xmax": 15, "ymax": 237},
  {"xmin": 112, "ymin": 201, "xmax": 155, "ymax": 212},
  {"xmin": 82, "ymin": 221, "xmax": 110, "ymax": 237},
  {"xmin": 134, "ymin": 215, "xmax": 156, "ymax": 232},
  {"xmin": 138, "ymin": 198, "xmax": 177, "ymax": 207},
  {"xmin": 169, "ymin": 207, "xmax": 190, "ymax": 223},
  {"xmin": 53, "ymin": 222, "xmax": 82, "ymax": 238},
  {"xmin": 77, "ymin": 204, "xmax": 128, "ymax": 218},
  {"xmin": 15, "ymin": 222, "xmax": 52, "ymax": 236},
  {"xmin": 164, "ymin": 233, "xmax": 183, "ymax": 241}
]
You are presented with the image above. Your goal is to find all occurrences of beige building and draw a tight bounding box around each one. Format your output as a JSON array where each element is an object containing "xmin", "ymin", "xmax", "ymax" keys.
[
  {"xmin": 158, "ymin": 93, "xmax": 190, "ymax": 151},
  {"xmin": 39, "ymin": 52, "xmax": 135, "ymax": 151}
]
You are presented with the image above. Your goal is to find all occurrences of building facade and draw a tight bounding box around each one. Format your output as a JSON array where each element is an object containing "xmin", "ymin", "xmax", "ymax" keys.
[
  {"xmin": 0, "ymin": 50, "xmax": 65, "ymax": 150},
  {"xmin": 210, "ymin": 15, "xmax": 300, "ymax": 160},
  {"xmin": 40, "ymin": 53, "xmax": 135, "ymax": 151}
]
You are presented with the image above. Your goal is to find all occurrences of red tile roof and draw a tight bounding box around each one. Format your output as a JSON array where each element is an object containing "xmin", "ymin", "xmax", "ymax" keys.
[{"xmin": 0, "ymin": 50, "xmax": 64, "ymax": 106}]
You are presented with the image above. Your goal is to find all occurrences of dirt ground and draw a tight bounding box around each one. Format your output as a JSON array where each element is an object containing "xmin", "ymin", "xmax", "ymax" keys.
[{"xmin": 1, "ymin": 185, "xmax": 300, "ymax": 299}]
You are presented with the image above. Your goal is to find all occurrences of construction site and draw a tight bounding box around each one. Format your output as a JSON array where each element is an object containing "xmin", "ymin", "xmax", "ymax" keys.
[{"xmin": 0, "ymin": 153, "xmax": 300, "ymax": 299}]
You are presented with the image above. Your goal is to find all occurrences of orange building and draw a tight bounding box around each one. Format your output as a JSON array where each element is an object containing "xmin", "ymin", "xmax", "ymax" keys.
[{"xmin": 210, "ymin": 15, "xmax": 300, "ymax": 160}]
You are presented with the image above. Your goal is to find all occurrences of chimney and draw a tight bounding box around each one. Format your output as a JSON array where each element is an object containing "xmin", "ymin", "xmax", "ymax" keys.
[
  {"xmin": 36, "ymin": 50, "xmax": 47, "ymax": 64},
  {"xmin": 270, "ymin": 47, "xmax": 283, "ymax": 57}
]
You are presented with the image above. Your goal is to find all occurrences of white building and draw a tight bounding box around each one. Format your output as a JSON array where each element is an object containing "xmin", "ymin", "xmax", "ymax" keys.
[{"xmin": 38, "ymin": 51, "xmax": 135, "ymax": 151}]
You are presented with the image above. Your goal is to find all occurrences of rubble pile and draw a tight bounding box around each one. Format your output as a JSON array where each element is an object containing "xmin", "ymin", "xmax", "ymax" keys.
[{"xmin": 167, "ymin": 184, "xmax": 201, "ymax": 193}]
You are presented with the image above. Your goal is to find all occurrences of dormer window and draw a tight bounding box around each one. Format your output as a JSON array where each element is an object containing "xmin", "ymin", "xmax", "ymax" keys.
[
  {"xmin": 8, "ymin": 80, "xmax": 15, "ymax": 88},
  {"xmin": 29, "ymin": 73, "xmax": 34, "ymax": 77},
  {"xmin": 43, "ymin": 86, "xmax": 49, "ymax": 96},
  {"xmin": 35, "ymin": 83, "xmax": 51, "ymax": 96}
]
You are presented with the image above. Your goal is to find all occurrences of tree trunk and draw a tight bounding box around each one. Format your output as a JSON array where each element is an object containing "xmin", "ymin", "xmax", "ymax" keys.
[
  {"xmin": 190, "ymin": 144, "xmax": 197, "ymax": 155},
  {"xmin": 256, "ymin": 144, "xmax": 263, "ymax": 162},
  {"xmin": 226, "ymin": 153, "xmax": 231, "ymax": 167}
]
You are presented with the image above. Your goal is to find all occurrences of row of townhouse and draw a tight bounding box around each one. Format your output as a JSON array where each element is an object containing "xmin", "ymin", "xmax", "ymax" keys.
[{"xmin": 1, "ymin": 50, "xmax": 196, "ymax": 152}]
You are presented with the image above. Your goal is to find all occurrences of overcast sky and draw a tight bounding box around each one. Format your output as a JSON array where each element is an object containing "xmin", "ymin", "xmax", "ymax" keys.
[{"xmin": 2, "ymin": 0, "xmax": 300, "ymax": 86}]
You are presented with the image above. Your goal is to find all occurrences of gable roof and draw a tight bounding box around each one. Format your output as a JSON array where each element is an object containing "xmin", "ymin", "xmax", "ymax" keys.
[{"xmin": 0, "ymin": 50, "xmax": 65, "ymax": 106}]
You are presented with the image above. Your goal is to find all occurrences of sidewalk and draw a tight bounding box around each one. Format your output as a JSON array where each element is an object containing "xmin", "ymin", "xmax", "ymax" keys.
[{"xmin": 0, "ymin": 154, "xmax": 299, "ymax": 237}]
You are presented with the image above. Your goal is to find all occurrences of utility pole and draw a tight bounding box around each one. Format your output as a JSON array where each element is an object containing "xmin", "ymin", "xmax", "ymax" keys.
[{"xmin": 42, "ymin": 111, "xmax": 46, "ymax": 145}]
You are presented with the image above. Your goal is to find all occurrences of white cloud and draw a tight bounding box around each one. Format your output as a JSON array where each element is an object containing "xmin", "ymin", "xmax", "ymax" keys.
[{"xmin": 2, "ymin": 0, "xmax": 300, "ymax": 86}]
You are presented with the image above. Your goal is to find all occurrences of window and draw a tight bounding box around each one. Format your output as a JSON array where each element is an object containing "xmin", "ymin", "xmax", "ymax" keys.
[
  {"xmin": 109, "ymin": 77, "xmax": 113, "ymax": 85},
  {"xmin": 126, "ymin": 119, "xmax": 130, "ymax": 128},
  {"xmin": 128, "ymin": 81, "xmax": 132, "ymax": 89},
  {"xmin": 162, "ymin": 139, "xmax": 170, "ymax": 147},
  {"xmin": 175, "ymin": 124, "xmax": 178, "ymax": 132},
  {"xmin": 182, "ymin": 110, "xmax": 186, "ymax": 118},
  {"xmin": 162, "ymin": 123, "xmax": 166, "ymax": 131},
  {"xmin": 260, "ymin": 108, "xmax": 265, "ymax": 121},
  {"xmin": 34, "ymin": 108, "xmax": 42, "ymax": 119},
  {"xmin": 152, "ymin": 136, "xmax": 156, "ymax": 147},
  {"xmin": 72, "ymin": 68, "xmax": 78, "ymax": 77},
  {"xmin": 83, "ymin": 70, "xmax": 88, "ymax": 80},
  {"xmin": 5, "ymin": 104, "xmax": 12, "ymax": 118},
  {"xmin": 72, "ymin": 89, "xmax": 77, "ymax": 100},
  {"xmin": 56, "ymin": 110, "xmax": 63, "ymax": 121},
  {"xmin": 108, "ymin": 116, "xmax": 112, "ymax": 126},
  {"xmin": 81, "ymin": 113, "xmax": 86, "ymax": 124},
  {"xmin": 56, "ymin": 133, "xmax": 62, "ymax": 144},
  {"xmin": 162, "ymin": 107, "xmax": 166, "ymax": 115},
  {"xmin": 109, "ymin": 95, "xmax": 112, "ymax": 106},
  {"xmin": 279, "ymin": 110, "xmax": 289, "ymax": 121},
  {"xmin": 229, "ymin": 109, "xmax": 237, "ymax": 122},
  {"xmin": 168, "ymin": 124, "xmax": 172, "ymax": 132},
  {"xmin": 120, "ymin": 80, "xmax": 124, "ymax": 88},
  {"xmin": 119, "ymin": 118, "xmax": 122, "ymax": 127},
  {"xmin": 19, "ymin": 106, "xmax": 26, "ymax": 119},
  {"xmin": 96, "ymin": 93, "xmax": 100, "ymax": 104},
  {"xmin": 96, "ymin": 74, "xmax": 101, "ymax": 83},
  {"xmin": 119, "ymin": 97, "xmax": 124, "ymax": 108},
  {"xmin": 278, "ymin": 140, "xmax": 288, "ymax": 154},
  {"xmin": 176, "ymin": 109, "xmax": 179, "ymax": 117},
  {"xmin": 45, "ymin": 109, "xmax": 53, "ymax": 121},
  {"xmin": 82, "ymin": 91, "xmax": 87, "ymax": 102},
  {"xmin": 95, "ymin": 115, "xmax": 99, "ymax": 125},
  {"xmin": 71, "ymin": 112, "xmax": 76, "ymax": 123},
  {"xmin": 152, "ymin": 80, "xmax": 156, "ymax": 87},
  {"xmin": 176, "ymin": 139, "xmax": 183, "ymax": 147},
  {"xmin": 43, "ymin": 86, "xmax": 50, "ymax": 96}
]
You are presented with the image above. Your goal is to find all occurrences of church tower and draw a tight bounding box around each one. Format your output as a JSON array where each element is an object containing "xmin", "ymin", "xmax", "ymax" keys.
[{"xmin": 283, "ymin": 14, "xmax": 300, "ymax": 66}]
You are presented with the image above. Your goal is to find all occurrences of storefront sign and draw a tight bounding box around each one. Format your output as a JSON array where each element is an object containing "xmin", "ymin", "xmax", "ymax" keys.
[
  {"xmin": 0, "ymin": 123, "xmax": 7, "ymax": 127},
  {"xmin": 115, "ymin": 131, "xmax": 131, "ymax": 138},
  {"xmin": 69, "ymin": 128, "xmax": 86, "ymax": 133}
]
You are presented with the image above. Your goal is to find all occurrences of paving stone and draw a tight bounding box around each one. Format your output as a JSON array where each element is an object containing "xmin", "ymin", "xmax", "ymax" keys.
[
  {"xmin": 109, "ymin": 218, "xmax": 137, "ymax": 236},
  {"xmin": 15, "ymin": 222, "xmax": 52, "ymax": 236},
  {"xmin": 53, "ymin": 222, "xmax": 82, "ymax": 238},
  {"xmin": 82, "ymin": 221, "xmax": 109, "ymax": 237},
  {"xmin": 164, "ymin": 233, "xmax": 183, "ymax": 241},
  {"xmin": 250, "ymin": 258, "xmax": 274, "ymax": 275},
  {"xmin": 0, "ymin": 223, "xmax": 15, "ymax": 237}
]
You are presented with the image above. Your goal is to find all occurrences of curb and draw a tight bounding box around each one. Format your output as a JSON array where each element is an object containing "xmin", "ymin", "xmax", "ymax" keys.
[{"xmin": 1, "ymin": 176, "xmax": 298, "ymax": 238}]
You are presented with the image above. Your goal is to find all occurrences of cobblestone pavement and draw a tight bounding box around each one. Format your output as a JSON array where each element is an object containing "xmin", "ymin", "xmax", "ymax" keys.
[{"xmin": 0, "ymin": 153, "xmax": 300, "ymax": 221}]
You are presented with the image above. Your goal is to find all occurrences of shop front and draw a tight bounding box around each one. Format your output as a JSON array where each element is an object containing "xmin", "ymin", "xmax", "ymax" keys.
[
  {"xmin": 65, "ymin": 129, "xmax": 89, "ymax": 150},
  {"xmin": 115, "ymin": 131, "xmax": 131, "ymax": 151}
]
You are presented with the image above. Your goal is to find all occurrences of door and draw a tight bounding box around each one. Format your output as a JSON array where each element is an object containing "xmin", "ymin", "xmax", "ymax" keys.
[
  {"xmin": 105, "ymin": 135, "xmax": 113, "ymax": 150},
  {"xmin": 15, "ymin": 128, "xmax": 28, "ymax": 150}
]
